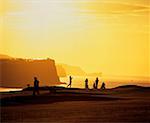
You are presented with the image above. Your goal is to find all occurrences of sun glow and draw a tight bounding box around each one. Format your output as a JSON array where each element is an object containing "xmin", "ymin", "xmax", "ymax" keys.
[{"xmin": 0, "ymin": 0, "xmax": 149, "ymax": 76}]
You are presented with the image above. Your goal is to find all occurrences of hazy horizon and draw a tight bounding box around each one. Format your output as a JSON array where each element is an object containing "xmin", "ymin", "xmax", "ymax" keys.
[{"xmin": 0, "ymin": 0, "xmax": 149, "ymax": 77}]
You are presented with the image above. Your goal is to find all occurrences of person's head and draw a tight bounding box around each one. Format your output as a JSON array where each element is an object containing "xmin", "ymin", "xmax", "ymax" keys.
[{"xmin": 34, "ymin": 77, "xmax": 37, "ymax": 80}]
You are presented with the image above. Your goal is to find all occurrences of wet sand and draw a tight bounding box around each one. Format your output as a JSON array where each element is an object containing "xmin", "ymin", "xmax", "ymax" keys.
[{"xmin": 1, "ymin": 85, "xmax": 150, "ymax": 122}]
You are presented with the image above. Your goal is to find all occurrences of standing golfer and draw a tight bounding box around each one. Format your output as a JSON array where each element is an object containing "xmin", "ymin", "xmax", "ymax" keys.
[
  {"xmin": 33, "ymin": 77, "xmax": 40, "ymax": 96},
  {"xmin": 67, "ymin": 76, "xmax": 73, "ymax": 88}
]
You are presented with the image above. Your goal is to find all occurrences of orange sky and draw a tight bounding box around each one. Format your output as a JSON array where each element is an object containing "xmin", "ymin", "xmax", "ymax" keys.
[{"xmin": 0, "ymin": 0, "xmax": 149, "ymax": 76}]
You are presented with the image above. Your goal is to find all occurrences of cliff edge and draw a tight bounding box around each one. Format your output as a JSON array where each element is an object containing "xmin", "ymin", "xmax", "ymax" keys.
[{"xmin": 0, "ymin": 58, "xmax": 60, "ymax": 87}]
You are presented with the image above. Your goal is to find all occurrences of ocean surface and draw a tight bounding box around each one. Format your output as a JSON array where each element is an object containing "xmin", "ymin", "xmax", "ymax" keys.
[
  {"xmin": 0, "ymin": 87, "xmax": 22, "ymax": 92},
  {"xmin": 0, "ymin": 75, "xmax": 150, "ymax": 92}
]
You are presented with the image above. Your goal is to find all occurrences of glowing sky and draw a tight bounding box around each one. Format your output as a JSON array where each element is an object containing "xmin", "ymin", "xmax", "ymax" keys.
[{"xmin": 0, "ymin": 0, "xmax": 149, "ymax": 76}]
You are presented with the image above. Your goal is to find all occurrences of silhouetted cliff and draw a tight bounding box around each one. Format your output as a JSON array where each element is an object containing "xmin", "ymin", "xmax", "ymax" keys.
[
  {"xmin": 0, "ymin": 58, "xmax": 60, "ymax": 87},
  {"xmin": 56, "ymin": 64, "xmax": 103, "ymax": 77},
  {"xmin": 56, "ymin": 65, "xmax": 67, "ymax": 77}
]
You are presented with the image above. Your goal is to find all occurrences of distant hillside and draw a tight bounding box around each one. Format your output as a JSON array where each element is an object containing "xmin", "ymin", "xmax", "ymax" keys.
[
  {"xmin": 56, "ymin": 64, "xmax": 103, "ymax": 77},
  {"xmin": 56, "ymin": 65, "xmax": 67, "ymax": 77},
  {"xmin": 57, "ymin": 64, "xmax": 86, "ymax": 76},
  {"xmin": 0, "ymin": 54, "xmax": 13, "ymax": 59}
]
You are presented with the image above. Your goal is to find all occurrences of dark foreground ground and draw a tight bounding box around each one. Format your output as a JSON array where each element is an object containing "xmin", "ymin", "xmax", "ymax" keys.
[{"xmin": 1, "ymin": 85, "xmax": 150, "ymax": 122}]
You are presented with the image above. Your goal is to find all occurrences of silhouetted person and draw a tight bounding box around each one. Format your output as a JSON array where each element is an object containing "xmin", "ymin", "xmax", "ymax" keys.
[
  {"xmin": 85, "ymin": 78, "xmax": 89, "ymax": 89},
  {"xmin": 95, "ymin": 77, "xmax": 99, "ymax": 89},
  {"xmin": 93, "ymin": 82, "xmax": 96, "ymax": 89},
  {"xmin": 33, "ymin": 77, "xmax": 40, "ymax": 96},
  {"xmin": 67, "ymin": 76, "xmax": 73, "ymax": 88},
  {"xmin": 100, "ymin": 82, "xmax": 106, "ymax": 90}
]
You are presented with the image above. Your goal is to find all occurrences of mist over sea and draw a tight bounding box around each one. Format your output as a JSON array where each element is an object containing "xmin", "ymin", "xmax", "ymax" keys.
[
  {"xmin": 0, "ymin": 75, "xmax": 149, "ymax": 92},
  {"xmin": 60, "ymin": 75, "xmax": 150, "ymax": 89}
]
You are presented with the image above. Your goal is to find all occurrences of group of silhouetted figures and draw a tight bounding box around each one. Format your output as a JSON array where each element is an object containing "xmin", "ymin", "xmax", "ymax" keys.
[
  {"xmin": 32, "ymin": 76, "xmax": 106, "ymax": 96},
  {"xmin": 67, "ymin": 76, "xmax": 106, "ymax": 90},
  {"xmin": 92, "ymin": 77, "xmax": 106, "ymax": 90}
]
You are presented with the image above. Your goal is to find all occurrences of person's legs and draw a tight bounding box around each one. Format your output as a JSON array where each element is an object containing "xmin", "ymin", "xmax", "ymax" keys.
[
  {"xmin": 70, "ymin": 83, "xmax": 71, "ymax": 88},
  {"xmin": 67, "ymin": 83, "xmax": 71, "ymax": 88},
  {"xmin": 95, "ymin": 83, "xmax": 98, "ymax": 89}
]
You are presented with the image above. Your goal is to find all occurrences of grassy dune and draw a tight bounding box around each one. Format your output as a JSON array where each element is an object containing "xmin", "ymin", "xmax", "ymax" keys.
[{"xmin": 1, "ymin": 85, "xmax": 150, "ymax": 122}]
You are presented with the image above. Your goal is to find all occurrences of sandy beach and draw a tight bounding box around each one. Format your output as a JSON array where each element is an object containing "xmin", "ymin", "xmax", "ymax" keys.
[{"xmin": 1, "ymin": 85, "xmax": 150, "ymax": 122}]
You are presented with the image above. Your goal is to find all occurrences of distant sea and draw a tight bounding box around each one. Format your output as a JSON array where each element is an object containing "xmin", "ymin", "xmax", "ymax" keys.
[
  {"xmin": 60, "ymin": 75, "xmax": 150, "ymax": 89},
  {"xmin": 0, "ymin": 75, "xmax": 150, "ymax": 92},
  {"xmin": 0, "ymin": 87, "xmax": 22, "ymax": 92}
]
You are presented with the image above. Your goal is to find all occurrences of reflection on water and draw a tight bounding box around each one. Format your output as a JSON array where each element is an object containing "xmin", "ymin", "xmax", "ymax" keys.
[{"xmin": 0, "ymin": 87, "xmax": 22, "ymax": 92}]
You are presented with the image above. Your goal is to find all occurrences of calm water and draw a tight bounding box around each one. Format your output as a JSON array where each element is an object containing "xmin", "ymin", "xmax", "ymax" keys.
[
  {"xmin": 0, "ymin": 87, "xmax": 22, "ymax": 92},
  {"xmin": 0, "ymin": 75, "xmax": 150, "ymax": 92}
]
